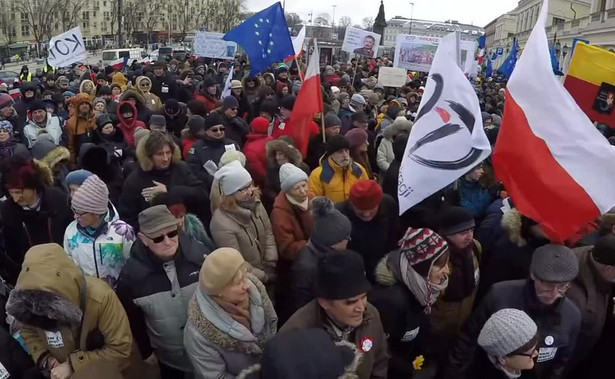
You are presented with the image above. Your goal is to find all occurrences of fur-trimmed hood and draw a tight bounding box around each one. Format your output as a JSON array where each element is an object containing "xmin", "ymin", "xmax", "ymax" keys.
[
  {"xmin": 30, "ymin": 135, "xmax": 70, "ymax": 170},
  {"xmin": 266, "ymin": 139, "xmax": 303, "ymax": 167},
  {"xmin": 502, "ymin": 208, "xmax": 526, "ymax": 247},
  {"xmin": 6, "ymin": 243, "xmax": 85, "ymax": 329},
  {"xmin": 135, "ymin": 132, "xmax": 182, "ymax": 172},
  {"xmin": 382, "ymin": 117, "xmax": 413, "ymax": 139},
  {"xmin": 374, "ymin": 250, "xmax": 402, "ymax": 287},
  {"xmin": 135, "ymin": 75, "xmax": 152, "ymax": 94},
  {"xmin": 119, "ymin": 87, "xmax": 146, "ymax": 107},
  {"xmin": 32, "ymin": 157, "xmax": 55, "ymax": 186},
  {"xmin": 79, "ymin": 79, "xmax": 97, "ymax": 99}
]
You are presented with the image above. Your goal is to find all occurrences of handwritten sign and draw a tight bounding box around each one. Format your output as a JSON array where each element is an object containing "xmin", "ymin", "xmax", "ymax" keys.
[
  {"xmin": 47, "ymin": 27, "xmax": 87, "ymax": 68},
  {"xmin": 378, "ymin": 67, "xmax": 408, "ymax": 87},
  {"xmin": 194, "ymin": 32, "xmax": 238, "ymax": 59}
]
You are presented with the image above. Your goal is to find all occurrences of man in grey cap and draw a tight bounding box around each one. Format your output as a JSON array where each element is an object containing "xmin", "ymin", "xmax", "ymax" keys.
[
  {"xmin": 339, "ymin": 93, "xmax": 367, "ymax": 135},
  {"xmin": 446, "ymin": 244, "xmax": 581, "ymax": 379},
  {"xmin": 116, "ymin": 205, "xmax": 209, "ymax": 378}
]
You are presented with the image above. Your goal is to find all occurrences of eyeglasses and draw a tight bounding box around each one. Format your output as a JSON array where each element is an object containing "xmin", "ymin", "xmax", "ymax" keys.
[
  {"xmin": 237, "ymin": 183, "xmax": 254, "ymax": 194},
  {"xmin": 210, "ymin": 127, "xmax": 225, "ymax": 133},
  {"xmin": 71, "ymin": 207, "xmax": 87, "ymax": 217},
  {"xmin": 513, "ymin": 347, "xmax": 537, "ymax": 358},
  {"xmin": 229, "ymin": 107, "xmax": 238, "ymax": 111},
  {"xmin": 148, "ymin": 229, "xmax": 179, "ymax": 244},
  {"xmin": 536, "ymin": 279, "xmax": 571, "ymax": 295}
]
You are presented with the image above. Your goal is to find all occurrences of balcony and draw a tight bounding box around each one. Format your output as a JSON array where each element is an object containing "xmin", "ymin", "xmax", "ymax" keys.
[{"xmin": 590, "ymin": 12, "xmax": 603, "ymax": 22}]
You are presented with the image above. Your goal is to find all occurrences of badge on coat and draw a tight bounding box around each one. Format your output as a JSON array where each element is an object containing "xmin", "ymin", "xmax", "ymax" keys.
[
  {"xmin": 0, "ymin": 361, "xmax": 9, "ymax": 379},
  {"xmin": 45, "ymin": 331, "xmax": 64, "ymax": 348},
  {"xmin": 537, "ymin": 347, "xmax": 557, "ymax": 362},
  {"xmin": 224, "ymin": 144, "xmax": 236, "ymax": 152},
  {"xmin": 400, "ymin": 327, "xmax": 420, "ymax": 342},
  {"xmin": 360, "ymin": 337, "xmax": 373, "ymax": 352},
  {"xmin": 545, "ymin": 336, "xmax": 554, "ymax": 346},
  {"xmin": 161, "ymin": 85, "xmax": 169, "ymax": 94}
]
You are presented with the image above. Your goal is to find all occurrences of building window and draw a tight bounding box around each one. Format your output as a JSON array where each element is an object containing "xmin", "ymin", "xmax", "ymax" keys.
[
  {"xmin": 83, "ymin": 11, "xmax": 89, "ymax": 19},
  {"xmin": 21, "ymin": 24, "xmax": 29, "ymax": 36},
  {"xmin": 552, "ymin": 17, "xmax": 565, "ymax": 27},
  {"xmin": 10, "ymin": 26, "xmax": 16, "ymax": 38}
]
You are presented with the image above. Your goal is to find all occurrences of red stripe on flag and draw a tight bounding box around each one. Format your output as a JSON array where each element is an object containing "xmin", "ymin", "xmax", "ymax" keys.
[
  {"xmin": 563, "ymin": 75, "xmax": 615, "ymax": 127},
  {"xmin": 493, "ymin": 89, "xmax": 600, "ymax": 243}
]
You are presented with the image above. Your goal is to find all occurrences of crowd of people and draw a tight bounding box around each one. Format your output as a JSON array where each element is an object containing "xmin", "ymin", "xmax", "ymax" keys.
[{"xmin": 0, "ymin": 51, "xmax": 612, "ymax": 379}]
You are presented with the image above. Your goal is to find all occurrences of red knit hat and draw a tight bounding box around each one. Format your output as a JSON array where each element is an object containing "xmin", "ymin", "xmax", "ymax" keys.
[
  {"xmin": 349, "ymin": 180, "xmax": 383, "ymax": 210},
  {"xmin": 251, "ymin": 116, "xmax": 270, "ymax": 135},
  {"xmin": 345, "ymin": 128, "xmax": 368, "ymax": 149}
]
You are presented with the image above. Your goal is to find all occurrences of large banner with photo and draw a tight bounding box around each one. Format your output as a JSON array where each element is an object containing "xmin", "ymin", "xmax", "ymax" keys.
[
  {"xmin": 342, "ymin": 27, "xmax": 381, "ymax": 58},
  {"xmin": 394, "ymin": 34, "xmax": 477, "ymax": 74}
]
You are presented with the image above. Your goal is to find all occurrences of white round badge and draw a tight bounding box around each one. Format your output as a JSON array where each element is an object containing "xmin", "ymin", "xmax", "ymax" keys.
[{"xmin": 545, "ymin": 336, "xmax": 554, "ymax": 346}]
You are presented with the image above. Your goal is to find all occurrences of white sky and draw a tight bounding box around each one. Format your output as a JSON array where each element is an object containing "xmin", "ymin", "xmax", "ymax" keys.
[{"xmin": 245, "ymin": 0, "xmax": 520, "ymax": 28}]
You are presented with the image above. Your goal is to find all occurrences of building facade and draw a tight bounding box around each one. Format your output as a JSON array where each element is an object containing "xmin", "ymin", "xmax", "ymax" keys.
[{"xmin": 383, "ymin": 16, "xmax": 484, "ymax": 48}]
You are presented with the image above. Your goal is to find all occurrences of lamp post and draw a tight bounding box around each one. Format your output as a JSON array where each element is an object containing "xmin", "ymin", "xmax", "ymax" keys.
[
  {"xmin": 332, "ymin": 5, "xmax": 337, "ymax": 28},
  {"xmin": 562, "ymin": 43, "xmax": 569, "ymax": 59},
  {"xmin": 409, "ymin": 2, "xmax": 415, "ymax": 35}
]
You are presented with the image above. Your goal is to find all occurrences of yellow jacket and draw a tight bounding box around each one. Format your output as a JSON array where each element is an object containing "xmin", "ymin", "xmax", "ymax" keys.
[{"xmin": 309, "ymin": 156, "xmax": 369, "ymax": 203}]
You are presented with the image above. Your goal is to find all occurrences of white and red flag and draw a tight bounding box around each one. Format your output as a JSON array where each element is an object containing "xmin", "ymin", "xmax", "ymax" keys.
[{"xmin": 493, "ymin": 0, "xmax": 615, "ymax": 243}]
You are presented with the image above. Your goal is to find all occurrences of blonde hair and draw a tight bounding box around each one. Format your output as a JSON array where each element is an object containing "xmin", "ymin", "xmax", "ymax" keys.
[{"xmin": 219, "ymin": 187, "xmax": 262, "ymax": 211}]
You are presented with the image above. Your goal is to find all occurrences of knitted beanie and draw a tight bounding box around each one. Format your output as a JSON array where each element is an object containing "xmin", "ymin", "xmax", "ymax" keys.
[
  {"xmin": 349, "ymin": 94, "xmax": 366, "ymax": 109},
  {"xmin": 214, "ymin": 160, "xmax": 252, "ymax": 196},
  {"xmin": 203, "ymin": 113, "xmax": 225, "ymax": 131},
  {"xmin": 478, "ymin": 308, "xmax": 538, "ymax": 358},
  {"xmin": 398, "ymin": 228, "xmax": 449, "ymax": 277},
  {"xmin": 149, "ymin": 114, "xmax": 167, "ymax": 127},
  {"xmin": 345, "ymin": 128, "xmax": 368, "ymax": 149},
  {"xmin": 531, "ymin": 244, "xmax": 579, "ymax": 282},
  {"xmin": 71, "ymin": 175, "xmax": 109, "ymax": 215},
  {"xmin": 279, "ymin": 163, "xmax": 308, "ymax": 192},
  {"xmin": 250, "ymin": 116, "xmax": 270, "ymax": 135},
  {"xmin": 310, "ymin": 197, "xmax": 351, "ymax": 247},
  {"xmin": 324, "ymin": 113, "xmax": 342, "ymax": 128},
  {"xmin": 592, "ymin": 235, "xmax": 615, "ymax": 266},
  {"xmin": 0, "ymin": 120, "xmax": 13, "ymax": 135},
  {"xmin": 199, "ymin": 248, "xmax": 245, "ymax": 295},
  {"xmin": 349, "ymin": 180, "xmax": 382, "ymax": 211},
  {"xmin": 0, "ymin": 93, "xmax": 15, "ymax": 109},
  {"xmin": 223, "ymin": 96, "xmax": 239, "ymax": 109},
  {"xmin": 219, "ymin": 150, "xmax": 246, "ymax": 167},
  {"xmin": 66, "ymin": 169, "xmax": 94, "ymax": 186}
]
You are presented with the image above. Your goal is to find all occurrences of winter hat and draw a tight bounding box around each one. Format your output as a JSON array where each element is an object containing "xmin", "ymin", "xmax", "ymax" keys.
[
  {"xmin": 62, "ymin": 90, "xmax": 76, "ymax": 98},
  {"xmin": 138, "ymin": 205, "xmax": 180, "ymax": 236},
  {"xmin": 231, "ymin": 80, "xmax": 243, "ymax": 89},
  {"xmin": 29, "ymin": 100, "xmax": 47, "ymax": 113},
  {"xmin": 214, "ymin": 160, "xmax": 252, "ymax": 196},
  {"xmin": 349, "ymin": 94, "xmax": 366, "ymax": 111},
  {"xmin": 438, "ymin": 206, "xmax": 475, "ymax": 236},
  {"xmin": 315, "ymin": 249, "xmax": 371, "ymax": 300},
  {"xmin": 134, "ymin": 128, "xmax": 150, "ymax": 147},
  {"xmin": 280, "ymin": 95, "xmax": 296, "ymax": 111},
  {"xmin": 96, "ymin": 114, "xmax": 113, "ymax": 129},
  {"xmin": 0, "ymin": 93, "xmax": 14, "ymax": 109},
  {"xmin": 199, "ymin": 248, "xmax": 246, "ymax": 295},
  {"xmin": 93, "ymin": 97, "xmax": 106, "ymax": 108},
  {"xmin": 223, "ymin": 96, "xmax": 239, "ymax": 109},
  {"xmin": 260, "ymin": 100, "xmax": 279, "ymax": 117},
  {"xmin": 398, "ymin": 228, "xmax": 449, "ymax": 277},
  {"xmin": 98, "ymin": 86, "xmax": 112, "ymax": 96},
  {"xmin": 164, "ymin": 99, "xmax": 181, "ymax": 115},
  {"xmin": 188, "ymin": 115, "xmax": 206, "ymax": 136},
  {"xmin": 349, "ymin": 180, "xmax": 383, "ymax": 211},
  {"xmin": 0, "ymin": 120, "xmax": 13, "ymax": 135},
  {"xmin": 250, "ymin": 116, "xmax": 270, "ymax": 135},
  {"xmin": 531, "ymin": 244, "xmax": 579, "ymax": 282},
  {"xmin": 386, "ymin": 104, "xmax": 402, "ymax": 120},
  {"xmin": 3, "ymin": 159, "xmax": 44, "ymax": 190},
  {"xmin": 330, "ymin": 86, "xmax": 341, "ymax": 95},
  {"xmin": 325, "ymin": 135, "xmax": 350, "ymax": 155},
  {"xmin": 325, "ymin": 65, "xmax": 335, "ymax": 75},
  {"xmin": 149, "ymin": 114, "xmax": 167, "ymax": 127},
  {"xmin": 65, "ymin": 169, "xmax": 93, "ymax": 186},
  {"xmin": 310, "ymin": 196, "xmax": 351, "ymax": 247},
  {"xmin": 478, "ymin": 308, "xmax": 538, "ymax": 358},
  {"xmin": 219, "ymin": 150, "xmax": 246, "ymax": 167},
  {"xmin": 279, "ymin": 163, "xmax": 308, "ymax": 192},
  {"xmin": 203, "ymin": 113, "xmax": 225, "ymax": 131},
  {"xmin": 71, "ymin": 175, "xmax": 109, "ymax": 215},
  {"xmin": 345, "ymin": 128, "xmax": 368, "ymax": 149},
  {"xmin": 324, "ymin": 113, "xmax": 342, "ymax": 128},
  {"xmin": 592, "ymin": 235, "xmax": 615, "ymax": 266}
]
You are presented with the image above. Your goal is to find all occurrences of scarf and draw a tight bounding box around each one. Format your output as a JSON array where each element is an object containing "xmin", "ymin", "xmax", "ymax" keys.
[
  {"xmin": 487, "ymin": 355, "xmax": 522, "ymax": 378},
  {"xmin": 212, "ymin": 294, "xmax": 251, "ymax": 331},
  {"xmin": 237, "ymin": 197, "xmax": 258, "ymax": 211},
  {"xmin": 400, "ymin": 254, "xmax": 449, "ymax": 314},
  {"xmin": 285, "ymin": 193, "xmax": 308, "ymax": 211}
]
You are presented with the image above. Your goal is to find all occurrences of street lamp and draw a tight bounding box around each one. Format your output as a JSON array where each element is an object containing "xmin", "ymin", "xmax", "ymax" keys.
[
  {"xmin": 409, "ymin": 2, "xmax": 415, "ymax": 35},
  {"xmin": 562, "ymin": 43, "xmax": 569, "ymax": 59},
  {"xmin": 555, "ymin": 41, "xmax": 561, "ymax": 57},
  {"xmin": 332, "ymin": 5, "xmax": 337, "ymax": 28}
]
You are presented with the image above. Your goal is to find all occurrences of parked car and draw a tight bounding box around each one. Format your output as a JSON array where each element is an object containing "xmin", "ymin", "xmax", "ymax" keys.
[{"xmin": 0, "ymin": 70, "xmax": 19, "ymax": 83}]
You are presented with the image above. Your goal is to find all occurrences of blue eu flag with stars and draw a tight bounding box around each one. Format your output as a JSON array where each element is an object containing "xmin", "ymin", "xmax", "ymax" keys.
[{"xmin": 223, "ymin": 2, "xmax": 294, "ymax": 76}]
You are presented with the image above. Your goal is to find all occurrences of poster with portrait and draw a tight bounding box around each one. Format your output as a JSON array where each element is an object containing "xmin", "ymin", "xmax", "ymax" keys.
[
  {"xmin": 593, "ymin": 82, "xmax": 615, "ymax": 115},
  {"xmin": 394, "ymin": 34, "xmax": 476, "ymax": 74},
  {"xmin": 193, "ymin": 32, "xmax": 238, "ymax": 59},
  {"xmin": 342, "ymin": 27, "xmax": 381, "ymax": 58}
]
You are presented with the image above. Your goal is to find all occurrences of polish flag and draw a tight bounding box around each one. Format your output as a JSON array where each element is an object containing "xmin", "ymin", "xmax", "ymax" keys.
[
  {"xmin": 285, "ymin": 26, "xmax": 306, "ymax": 62},
  {"xmin": 493, "ymin": 0, "xmax": 615, "ymax": 243},
  {"xmin": 291, "ymin": 38, "xmax": 323, "ymax": 155},
  {"xmin": 110, "ymin": 56, "xmax": 129, "ymax": 70}
]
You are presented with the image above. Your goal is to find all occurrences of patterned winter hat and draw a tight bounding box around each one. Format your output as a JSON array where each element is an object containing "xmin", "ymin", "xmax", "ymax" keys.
[
  {"xmin": 71, "ymin": 175, "xmax": 109, "ymax": 215},
  {"xmin": 398, "ymin": 228, "xmax": 449, "ymax": 277}
]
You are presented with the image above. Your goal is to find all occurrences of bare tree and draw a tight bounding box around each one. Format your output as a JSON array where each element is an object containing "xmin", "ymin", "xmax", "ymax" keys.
[
  {"xmin": 362, "ymin": 17, "xmax": 374, "ymax": 31},
  {"xmin": 338, "ymin": 16, "xmax": 352, "ymax": 28},
  {"xmin": 314, "ymin": 13, "xmax": 331, "ymax": 26},
  {"xmin": 286, "ymin": 12, "xmax": 302, "ymax": 30},
  {"xmin": 14, "ymin": 0, "xmax": 63, "ymax": 54},
  {"xmin": 139, "ymin": 0, "xmax": 164, "ymax": 47},
  {"xmin": 59, "ymin": 0, "xmax": 86, "ymax": 32},
  {"xmin": 215, "ymin": 0, "xmax": 244, "ymax": 32},
  {"xmin": 122, "ymin": 0, "xmax": 140, "ymax": 44},
  {"xmin": 0, "ymin": 0, "xmax": 14, "ymax": 45}
]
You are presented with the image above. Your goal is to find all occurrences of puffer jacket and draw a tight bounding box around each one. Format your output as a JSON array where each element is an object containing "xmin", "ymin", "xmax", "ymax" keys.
[
  {"xmin": 184, "ymin": 274, "xmax": 277, "ymax": 379},
  {"xmin": 116, "ymin": 231, "xmax": 208, "ymax": 371},
  {"xmin": 308, "ymin": 156, "xmax": 369, "ymax": 203},
  {"xmin": 65, "ymin": 93, "xmax": 96, "ymax": 164},
  {"xmin": 458, "ymin": 176, "xmax": 493, "ymax": 218},
  {"xmin": 210, "ymin": 200, "xmax": 278, "ymax": 283},
  {"xmin": 446, "ymin": 279, "xmax": 581, "ymax": 379},
  {"xmin": 243, "ymin": 133, "xmax": 273, "ymax": 188},
  {"xmin": 6, "ymin": 244, "xmax": 135, "ymax": 376},
  {"xmin": 23, "ymin": 113, "xmax": 63, "ymax": 148},
  {"xmin": 63, "ymin": 211, "xmax": 135, "ymax": 288}
]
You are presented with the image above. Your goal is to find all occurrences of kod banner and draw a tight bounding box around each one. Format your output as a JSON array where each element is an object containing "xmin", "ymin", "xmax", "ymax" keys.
[
  {"xmin": 47, "ymin": 27, "xmax": 87, "ymax": 68},
  {"xmin": 194, "ymin": 31, "xmax": 238, "ymax": 59}
]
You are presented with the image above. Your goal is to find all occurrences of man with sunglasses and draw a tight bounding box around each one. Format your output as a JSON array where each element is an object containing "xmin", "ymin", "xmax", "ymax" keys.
[
  {"xmin": 446, "ymin": 244, "xmax": 581, "ymax": 379},
  {"xmin": 220, "ymin": 96, "xmax": 249, "ymax": 148},
  {"xmin": 116, "ymin": 205, "xmax": 207, "ymax": 378}
]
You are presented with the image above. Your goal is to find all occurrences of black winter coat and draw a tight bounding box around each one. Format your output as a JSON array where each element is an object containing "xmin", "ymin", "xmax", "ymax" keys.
[
  {"xmin": 0, "ymin": 186, "xmax": 72, "ymax": 284},
  {"xmin": 186, "ymin": 137, "xmax": 240, "ymax": 191},
  {"xmin": 221, "ymin": 115, "xmax": 249, "ymax": 148},
  {"xmin": 289, "ymin": 241, "xmax": 335, "ymax": 316},
  {"xmin": 336, "ymin": 194, "xmax": 400, "ymax": 283},
  {"xmin": 446, "ymin": 280, "xmax": 582, "ymax": 379},
  {"xmin": 148, "ymin": 73, "xmax": 177, "ymax": 103},
  {"xmin": 0, "ymin": 326, "xmax": 34, "ymax": 378}
]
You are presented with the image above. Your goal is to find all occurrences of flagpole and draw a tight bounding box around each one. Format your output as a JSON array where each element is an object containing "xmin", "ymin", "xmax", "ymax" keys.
[
  {"xmin": 351, "ymin": 55, "xmax": 358, "ymax": 91},
  {"xmin": 295, "ymin": 56, "xmax": 304, "ymax": 83}
]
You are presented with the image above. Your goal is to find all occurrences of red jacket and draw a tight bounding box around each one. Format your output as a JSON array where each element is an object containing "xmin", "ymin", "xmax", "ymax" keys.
[
  {"xmin": 272, "ymin": 117, "xmax": 320, "ymax": 155},
  {"xmin": 195, "ymin": 93, "xmax": 219, "ymax": 112},
  {"xmin": 116, "ymin": 101, "xmax": 147, "ymax": 148},
  {"xmin": 182, "ymin": 137, "xmax": 197, "ymax": 159},
  {"xmin": 244, "ymin": 133, "xmax": 273, "ymax": 187}
]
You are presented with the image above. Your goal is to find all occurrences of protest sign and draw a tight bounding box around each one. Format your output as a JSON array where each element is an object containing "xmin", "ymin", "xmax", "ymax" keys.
[
  {"xmin": 394, "ymin": 34, "xmax": 476, "ymax": 74},
  {"xmin": 342, "ymin": 27, "xmax": 381, "ymax": 58},
  {"xmin": 194, "ymin": 31, "xmax": 238, "ymax": 59},
  {"xmin": 47, "ymin": 27, "xmax": 87, "ymax": 68},
  {"xmin": 378, "ymin": 67, "xmax": 408, "ymax": 87}
]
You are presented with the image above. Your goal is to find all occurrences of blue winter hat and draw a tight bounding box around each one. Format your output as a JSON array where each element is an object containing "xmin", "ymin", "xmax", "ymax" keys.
[
  {"xmin": 66, "ymin": 169, "xmax": 93, "ymax": 186},
  {"xmin": 62, "ymin": 90, "xmax": 76, "ymax": 98},
  {"xmin": 0, "ymin": 120, "xmax": 13, "ymax": 135}
]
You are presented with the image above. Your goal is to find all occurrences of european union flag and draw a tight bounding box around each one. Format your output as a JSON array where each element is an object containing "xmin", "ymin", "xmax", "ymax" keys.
[
  {"xmin": 486, "ymin": 58, "xmax": 493, "ymax": 78},
  {"xmin": 223, "ymin": 2, "xmax": 294, "ymax": 76},
  {"xmin": 498, "ymin": 38, "xmax": 518, "ymax": 78},
  {"xmin": 477, "ymin": 35, "xmax": 486, "ymax": 50}
]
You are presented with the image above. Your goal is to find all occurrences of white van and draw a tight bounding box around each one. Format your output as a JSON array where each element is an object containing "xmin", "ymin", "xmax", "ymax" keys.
[{"xmin": 102, "ymin": 48, "xmax": 143, "ymax": 66}]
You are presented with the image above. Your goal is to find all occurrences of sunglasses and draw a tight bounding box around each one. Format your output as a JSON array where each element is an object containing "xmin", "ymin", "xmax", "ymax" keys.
[
  {"xmin": 229, "ymin": 107, "xmax": 238, "ymax": 111},
  {"xmin": 148, "ymin": 229, "xmax": 179, "ymax": 244},
  {"xmin": 210, "ymin": 127, "xmax": 225, "ymax": 133}
]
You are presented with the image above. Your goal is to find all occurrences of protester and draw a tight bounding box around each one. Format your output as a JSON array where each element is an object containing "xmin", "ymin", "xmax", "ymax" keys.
[
  {"xmin": 219, "ymin": 96, "xmax": 250, "ymax": 147},
  {"xmin": 377, "ymin": 117, "xmax": 412, "ymax": 175},
  {"xmin": 458, "ymin": 164, "xmax": 494, "ymax": 218},
  {"xmin": 23, "ymin": 100, "xmax": 63, "ymax": 148},
  {"xmin": 263, "ymin": 137, "xmax": 309, "ymax": 210},
  {"xmin": 184, "ymin": 248, "xmax": 277, "ymax": 378},
  {"xmin": 208, "ymin": 150, "xmax": 247, "ymax": 213},
  {"xmin": 116, "ymin": 100, "xmax": 147, "ymax": 148},
  {"xmin": 0, "ymin": 120, "xmax": 28, "ymax": 160},
  {"xmin": 66, "ymin": 93, "xmax": 96, "ymax": 165},
  {"xmin": 135, "ymin": 76, "xmax": 163, "ymax": 111},
  {"xmin": 282, "ymin": 250, "xmax": 389, "ymax": 379},
  {"xmin": 116, "ymin": 205, "xmax": 207, "ymax": 378},
  {"xmin": 0, "ymin": 93, "xmax": 26, "ymax": 144},
  {"xmin": 345, "ymin": 127, "xmax": 374, "ymax": 179},
  {"xmin": 243, "ymin": 116, "xmax": 273, "ymax": 188},
  {"xmin": 306, "ymin": 112, "xmax": 341, "ymax": 170}
]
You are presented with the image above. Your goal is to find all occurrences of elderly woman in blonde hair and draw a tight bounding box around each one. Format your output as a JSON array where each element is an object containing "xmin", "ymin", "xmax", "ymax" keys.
[{"xmin": 209, "ymin": 161, "xmax": 277, "ymax": 285}]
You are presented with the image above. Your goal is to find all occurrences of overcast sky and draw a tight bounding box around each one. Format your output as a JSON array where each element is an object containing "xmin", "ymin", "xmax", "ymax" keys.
[{"xmin": 245, "ymin": 0, "xmax": 520, "ymax": 28}]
